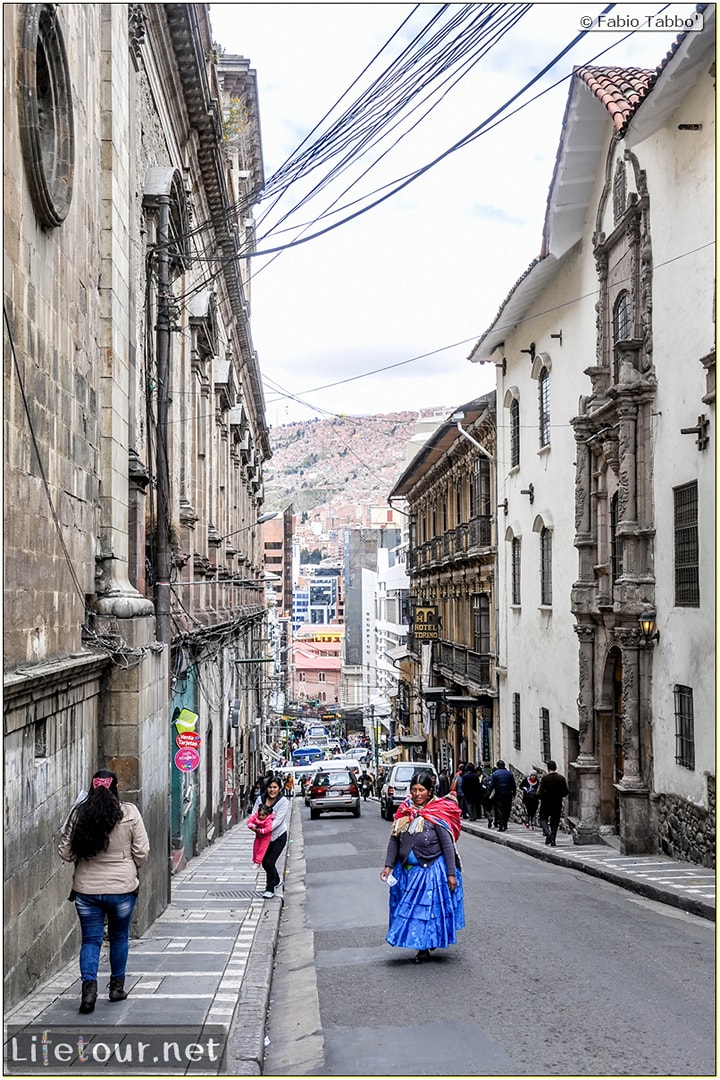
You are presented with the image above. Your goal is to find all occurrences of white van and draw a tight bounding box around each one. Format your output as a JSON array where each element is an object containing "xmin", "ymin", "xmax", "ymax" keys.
[{"xmin": 379, "ymin": 761, "xmax": 436, "ymax": 820}]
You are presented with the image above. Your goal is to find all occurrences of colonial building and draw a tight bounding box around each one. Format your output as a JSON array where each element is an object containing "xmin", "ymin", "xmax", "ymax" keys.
[
  {"xmin": 4, "ymin": 3, "xmax": 272, "ymax": 1007},
  {"xmin": 470, "ymin": 14, "xmax": 715, "ymax": 863},
  {"xmin": 389, "ymin": 395, "xmax": 498, "ymax": 775}
]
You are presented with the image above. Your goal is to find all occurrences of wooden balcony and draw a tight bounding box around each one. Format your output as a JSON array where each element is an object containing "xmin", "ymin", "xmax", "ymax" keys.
[{"xmin": 435, "ymin": 639, "xmax": 495, "ymax": 691}]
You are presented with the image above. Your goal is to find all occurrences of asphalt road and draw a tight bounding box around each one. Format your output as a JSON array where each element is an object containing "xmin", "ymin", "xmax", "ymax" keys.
[{"xmin": 264, "ymin": 799, "xmax": 715, "ymax": 1077}]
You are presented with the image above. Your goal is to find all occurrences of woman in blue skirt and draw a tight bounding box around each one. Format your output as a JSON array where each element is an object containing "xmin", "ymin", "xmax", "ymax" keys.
[{"xmin": 380, "ymin": 771, "xmax": 465, "ymax": 963}]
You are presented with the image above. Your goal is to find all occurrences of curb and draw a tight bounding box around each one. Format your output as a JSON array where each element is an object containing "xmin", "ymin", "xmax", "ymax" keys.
[
  {"xmin": 461, "ymin": 820, "xmax": 715, "ymax": 922},
  {"xmin": 224, "ymin": 809, "xmax": 292, "ymax": 1073}
]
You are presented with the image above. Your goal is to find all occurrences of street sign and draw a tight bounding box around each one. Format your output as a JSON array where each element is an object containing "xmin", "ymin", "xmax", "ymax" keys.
[
  {"xmin": 412, "ymin": 604, "xmax": 439, "ymax": 640},
  {"xmin": 176, "ymin": 732, "xmax": 201, "ymax": 750},
  {"xmin": 174, "ymin": 748, "xmax": 200, "ymax": 772}
]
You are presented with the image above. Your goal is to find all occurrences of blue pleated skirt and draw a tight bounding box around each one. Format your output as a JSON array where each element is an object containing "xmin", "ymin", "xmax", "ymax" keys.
[{"xmin": 386, "ymin": 856, "xmax": 465, "ymax": 951}]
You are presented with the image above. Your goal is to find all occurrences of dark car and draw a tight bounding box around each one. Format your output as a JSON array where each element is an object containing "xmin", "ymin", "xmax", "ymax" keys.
[{"xmin": 308, "ymin": 768, "xmax": 361, "ymax": 819}]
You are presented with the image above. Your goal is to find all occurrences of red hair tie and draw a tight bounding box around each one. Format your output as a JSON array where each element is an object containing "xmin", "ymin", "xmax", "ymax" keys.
[{"xmin": 93, "ymin": 777, "xmax": 113, "ymax": 789}]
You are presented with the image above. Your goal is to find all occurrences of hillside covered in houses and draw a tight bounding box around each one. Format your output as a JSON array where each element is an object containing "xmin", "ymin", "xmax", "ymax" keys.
[{"xmin": 265, "ymin": 409, "xmax": 447, "ymax": 523}]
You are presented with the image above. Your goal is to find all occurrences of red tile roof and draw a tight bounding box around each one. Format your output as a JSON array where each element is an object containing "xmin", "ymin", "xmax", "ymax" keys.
[{"xmin": 572, "ymin": 65, "xmax": 657, "ymax": 132}]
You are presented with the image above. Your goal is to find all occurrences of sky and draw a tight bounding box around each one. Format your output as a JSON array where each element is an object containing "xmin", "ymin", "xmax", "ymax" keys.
[{"xmin": 208, "ymin": 2, "xmax": 698, "ymax": 426}]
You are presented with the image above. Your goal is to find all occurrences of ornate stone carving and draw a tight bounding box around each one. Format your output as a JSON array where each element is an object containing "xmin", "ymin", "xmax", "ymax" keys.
[
  {"xmin": 128, "ymin": 4, "xmax": 147, "ymax": 61},
  {"xmin": 613, "ymin": 158, "xmax": 627, "ymax": 223}
]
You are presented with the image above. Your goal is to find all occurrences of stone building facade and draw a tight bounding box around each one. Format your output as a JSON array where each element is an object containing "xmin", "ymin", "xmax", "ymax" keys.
[
  {"xmin": 469, "ymin": 16, "xmax": 715, "ymax": 863},
  {"xmin": 4, "ymin": 3, "xmax": 272, "ymax": 1008},
  {"xmin": 389, "ymin": 395, "xmax": 498, "ymax": 775}
]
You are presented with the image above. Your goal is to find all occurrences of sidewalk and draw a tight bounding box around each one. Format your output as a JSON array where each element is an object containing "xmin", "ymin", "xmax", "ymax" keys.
[
  {"xmin": 4, "ymin": 809, "xmax": 293, "ymax": 1075},
  {"xmin": 460, "ymin": 815, "xmax": 716, "ymax": 921}
]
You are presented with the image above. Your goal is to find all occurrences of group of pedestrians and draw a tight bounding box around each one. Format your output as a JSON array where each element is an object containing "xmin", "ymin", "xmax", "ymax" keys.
[{"xmin": 449, "ymin": 759, "xmax": 568, "ymax": 844}]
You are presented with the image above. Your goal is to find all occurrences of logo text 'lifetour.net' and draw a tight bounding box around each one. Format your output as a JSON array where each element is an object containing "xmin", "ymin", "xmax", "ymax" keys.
[{"xmin": 5, "ymin": 1025, "xmax": 227, "ymax": 1075}]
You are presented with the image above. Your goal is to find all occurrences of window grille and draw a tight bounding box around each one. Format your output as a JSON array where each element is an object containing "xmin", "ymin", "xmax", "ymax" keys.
[
  {"xmin": 674, "ymin": 482, "xmax": 699, "ymax": 606},
  {"xmin": 538, "ymin": 367, "xmax": 550, "ymax": 448},
  {"xmin": 673, "ymin": 685, "xmax": 695, "ymax": 770},
  {"xmin": 613, "ymin": 292, "xmax": 632, "ymax": 341},
  {"xmin": 473, "ymin": 594, "xmax": 491, "ymax": 654},
  {"xmin": 540, "ymin": 527, "xmax": 552, "ymax": 606},
  {"xmin": 470, "ymin": 457, "xmax": 491, "ymax": 518},
  {"xmin": 512, "ymin": 693, "xmax": 521, "ymax": 751},
  {"xmin": 510, "ymin": 398, "xmax": 520, "ymax": 467},
  {"xmin": 539, "ymin": 708, "xmax": 551, "ymax": 762},
  {"xmin": 511, "ymin": 537, "xmax": 521, "ymax": 605}
]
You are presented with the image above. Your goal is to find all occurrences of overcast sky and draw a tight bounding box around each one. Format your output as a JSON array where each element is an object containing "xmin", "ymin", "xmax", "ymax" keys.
[{"xmin": 208, "ymin": 2, "xmax": 694, "ymax": 426}]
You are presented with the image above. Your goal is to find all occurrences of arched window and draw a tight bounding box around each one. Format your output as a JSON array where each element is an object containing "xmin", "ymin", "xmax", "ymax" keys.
[
  {"xmin": 510, "ymin": 397, "xmax": 520, "ymax": 467},
  {"xmin": 538, "ymin": 366, "xmax": 550, "ymax": 448},
  {"xmin": 613, "ymin": 291, "xmax": 632, "ymax": 342},
  {"xmin": 612, "ymin": 292, "xmax": 633, "ymax": 382},
  {"xmin": 540, "ymin": 527, "xmax": 552, "ymax": 606}
]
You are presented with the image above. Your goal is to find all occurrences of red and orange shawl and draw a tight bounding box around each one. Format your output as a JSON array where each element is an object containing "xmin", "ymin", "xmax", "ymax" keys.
[{"xmin": 391, "ymin": 793, "xmax": 462, "ymax": 841}]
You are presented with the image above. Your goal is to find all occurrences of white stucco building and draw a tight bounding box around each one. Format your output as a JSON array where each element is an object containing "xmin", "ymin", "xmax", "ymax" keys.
[{"xmin": 470, "ymin": 13, "xmax": 715, "ymax": 862}]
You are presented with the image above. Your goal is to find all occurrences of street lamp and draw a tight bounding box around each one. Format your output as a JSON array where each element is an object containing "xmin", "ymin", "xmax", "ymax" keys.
[
  {"xmin": 638, "ymin": 608, "xmax": 660, "ymax": 645},
  {"xmin": 217, "ymin": 511, "xmax": 278, "ymax": 543}
]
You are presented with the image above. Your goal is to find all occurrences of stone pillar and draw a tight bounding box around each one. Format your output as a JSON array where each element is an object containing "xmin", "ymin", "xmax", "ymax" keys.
[
  {"xmin": 616, "ymin": 400, "xmax": 639, "ymax": 579},
  {"xmin": 614, "ymin": 625, "xmax": 651, "ymax": 854},
  {"xmin": 571, "ymin": 623, "xmax": 601, "ymax": 844}
]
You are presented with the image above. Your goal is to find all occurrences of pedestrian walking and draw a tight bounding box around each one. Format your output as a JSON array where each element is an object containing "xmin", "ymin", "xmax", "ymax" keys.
[
  {"xmin": 537, "ymin": 761, "xmax": 569, "ymax": 846},
  {"xmin": 283, "ymin": 773, "xmax": 294, "ymax": 798},
  {"xmin": 459, "ymin": 762, "xmax": 481, "ymax": 821},
  {"xmin": 519, "ymin": 770, "xmax": 540, "ymax": 829},
  {"xmin": 251, "ymin": 777, "xmax": 289, "ymax": 898},
  {"xmin": 488, "ymin": 760, "xmax": 516, "ymax": 831},
  {"xmin": 380, "ymin": 772, "xmax": 465, "ymax": 963},
  {"xmin": 247, "ymin": 804, "xmax": 275, "ymax": 865},
  {"xmin": 58, "ymin": 769, "xmax": 150, "ymax": 1015},
  {"xmin": 437, "ymin": 769, "xmax": 451, "ymax": 797},
  {"xmin": 478, "ymin": 769, "xmax": 495, "ymax": 826},
  {"xmin": 452, "ymin": 763, "xmax": 468, "ymax": 818}
]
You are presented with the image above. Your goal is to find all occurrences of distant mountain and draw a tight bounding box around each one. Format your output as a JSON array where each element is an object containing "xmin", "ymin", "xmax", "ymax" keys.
[{"xmin": 265, "ymin": 410, "xmax": 445, "ymax": 521}]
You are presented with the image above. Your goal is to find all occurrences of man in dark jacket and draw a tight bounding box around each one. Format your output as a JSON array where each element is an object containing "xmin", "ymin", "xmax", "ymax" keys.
[
  {"xmin": 537, "ymin": 760, "xmax": 569, "ymax": 846},
  {"xmin": 459, "ymin": 763, "xmax": 482, "ymax": 821},
  {"xmin": 489, "ymin": 760, "xmax": 516, "ymax": 831}
]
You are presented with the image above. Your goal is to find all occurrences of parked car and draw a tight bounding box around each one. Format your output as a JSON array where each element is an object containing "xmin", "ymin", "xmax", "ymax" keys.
[
  {"xmin": 380, "ymin": 761, "xmax": 435, "ymax": 821},
  {"xmin": 308, "ymin": 767, "xmax": 361, "ymax": 819}
]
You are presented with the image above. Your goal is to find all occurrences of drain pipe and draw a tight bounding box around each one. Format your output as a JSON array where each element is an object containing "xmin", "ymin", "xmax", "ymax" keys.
[
  {"xmin": 154, "ymin": 192, "xmax": 172, "ymax": 650},
  {"xmin": 451, "ymin": 412, "xmax": 497, "ymax": 463}
]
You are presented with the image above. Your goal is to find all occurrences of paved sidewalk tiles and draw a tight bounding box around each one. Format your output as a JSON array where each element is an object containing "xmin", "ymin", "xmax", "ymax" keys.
[{"xmin": 461, "ymin": 818, "xmax": 715, "ymax": 918}]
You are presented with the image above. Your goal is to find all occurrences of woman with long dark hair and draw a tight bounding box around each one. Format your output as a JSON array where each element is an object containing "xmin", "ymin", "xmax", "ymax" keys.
[
  {"xmin": 380, "ymin": 771, "xmax": 465, "ymax": 963},
  {"xmin": 251, "ymin": 777, "xmax": 289, "ymax": 898},
  {"xmin": 58, "ymin": 769, "xmax": 150, "ymax": 1014}
]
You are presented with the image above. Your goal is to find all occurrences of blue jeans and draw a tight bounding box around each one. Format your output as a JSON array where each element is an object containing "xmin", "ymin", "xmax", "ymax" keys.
[{"xmin": 74, "ymin": 892, "xmax": 137, "ymax": 982}]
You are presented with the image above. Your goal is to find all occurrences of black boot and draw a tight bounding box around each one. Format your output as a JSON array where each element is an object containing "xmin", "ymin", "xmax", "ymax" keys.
[
  {"xmin": 79, "ymin": 980, "xmax": 97, "ymax": 1014},
  {"xmin": 108, "ymin": 976, "xmax": 128, "ymax": 1002}
]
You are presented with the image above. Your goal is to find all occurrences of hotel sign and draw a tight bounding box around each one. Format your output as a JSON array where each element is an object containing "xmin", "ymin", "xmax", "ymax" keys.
[{"xmin": 413, "ymin": 604, "xmax": 440, "ymax": 641}]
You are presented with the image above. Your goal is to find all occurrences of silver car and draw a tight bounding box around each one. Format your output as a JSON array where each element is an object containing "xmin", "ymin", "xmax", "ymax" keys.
[{"xmin": 380, "ymin": 762, "xmax": 435, "ymax": 820}]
